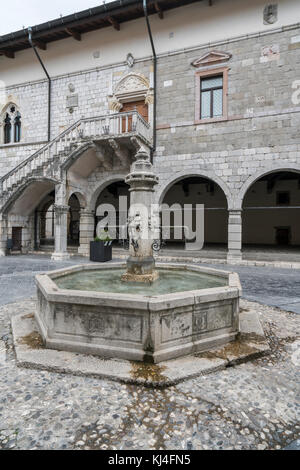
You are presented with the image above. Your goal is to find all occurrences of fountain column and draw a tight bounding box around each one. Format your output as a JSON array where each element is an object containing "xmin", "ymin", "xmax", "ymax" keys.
[
  {"xmin": 0, "ymin": 214, "xmax": 8, "ymax": 257},
  {"xmin": 122, "ymin": 148, "xmax": 159, "ymax": 283}
]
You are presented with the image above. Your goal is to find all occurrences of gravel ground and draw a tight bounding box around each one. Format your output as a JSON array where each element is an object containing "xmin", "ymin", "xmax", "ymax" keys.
[{"xmin": 0, "ymin": 297, "xmax": 299, "ymax": 450}]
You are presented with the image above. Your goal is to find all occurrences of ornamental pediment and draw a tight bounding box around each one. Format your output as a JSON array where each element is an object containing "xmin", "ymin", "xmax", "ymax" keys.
[
  {"xmin": 114, "ymin": 73, "xmax": 150, "ymax": 97},
  {"xmin": 191, "ymin": 51, "xmax": 232, "ymax": 68}
]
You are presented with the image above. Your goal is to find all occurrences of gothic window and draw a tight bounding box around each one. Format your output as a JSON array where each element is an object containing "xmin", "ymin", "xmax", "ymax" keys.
[
  {"xmin": 2, "ymin": 105, "xmax": 21, "ymax": 144},
  {"xmin": 4, "ymin": 113, "xmax": 11, "ymax": 144},
  {"xmin": 14, "ymin": 112, "xmax": 21, "ymax": 142}
]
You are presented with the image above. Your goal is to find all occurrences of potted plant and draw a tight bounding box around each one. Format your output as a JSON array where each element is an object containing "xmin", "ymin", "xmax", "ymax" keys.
[{"xmin": 90, "ymin": 229, "xmax": 113, "ymax": 262}]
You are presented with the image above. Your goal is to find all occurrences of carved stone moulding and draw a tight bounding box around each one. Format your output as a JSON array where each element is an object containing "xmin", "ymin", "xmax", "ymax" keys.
[
  {"xmin": 35, "ymin": 262, "xmax": 240, "ymax": 363},
  {"xmin": 191, "ymin": 51, "xmax": 232, "ymax": 68},
  {"xmin": 108, "ymin": 72, "xmax": 151, "ymax": 111}
]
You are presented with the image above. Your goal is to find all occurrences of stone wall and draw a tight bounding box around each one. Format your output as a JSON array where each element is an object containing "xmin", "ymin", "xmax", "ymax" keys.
[
  {"xmin": 0, "ymin": 61, "xmax": 152, "ymax": 177},
  {"xmin": 154, "ymin": 25, "xmax": 300, "ymax": 208},
  {"xmin": 1, "ymin": 18, "xmax": 300, "ymax": 259}
]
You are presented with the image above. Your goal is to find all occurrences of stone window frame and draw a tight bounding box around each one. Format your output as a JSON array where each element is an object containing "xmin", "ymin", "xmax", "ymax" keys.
[
  {"xmin": 194, "ymin": 67, "xmax": 229, "ymax": 125},
  {"xmin": 108, "ymin": 72, "xmax": 154, "ymax": 125},
  {"xmin": 0, "ymin": 102, "xmax": 22, "ymax": 145}
]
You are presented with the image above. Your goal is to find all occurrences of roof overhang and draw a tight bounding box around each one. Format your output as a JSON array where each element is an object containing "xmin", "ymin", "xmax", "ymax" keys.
[{"xmin": 0, "ymin": 0, "xmax": 206, "ymax": 59}]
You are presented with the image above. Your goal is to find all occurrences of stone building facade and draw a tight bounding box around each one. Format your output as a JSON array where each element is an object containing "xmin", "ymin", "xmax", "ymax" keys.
[{"xmin": 0, "ymin": 0, "xmax": 299, "ymax": 262}]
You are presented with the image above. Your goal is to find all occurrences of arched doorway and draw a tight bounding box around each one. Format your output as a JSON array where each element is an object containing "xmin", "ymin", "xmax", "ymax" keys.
[
  {"xmin": 161, "ymin": 176, "xmax": 228, "ymax": 251},
  {"xmin": 1, "ymin": 178, "xmax": 57, "ymax": 253},
  {"xmin": 68, "ymin": 194, "xmax": 80, "ymax": 247},
  {"xmin": 37, "ymin": 191, "xmax": 55, "ymax": 248},
  {"xmin": 242, "ymin": 171, "xmax": 300, "ymax": 253},
  {"xmin": 95, "ymin": 180, "xmax": 130, "ymax": 245}
]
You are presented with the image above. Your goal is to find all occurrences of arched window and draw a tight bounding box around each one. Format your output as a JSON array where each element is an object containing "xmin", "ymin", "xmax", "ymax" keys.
[
  {"xmin": 2, "ymin": 105, "xmax": 21, "ymax": 144},
  {"xmin": 14, "ymin": 112, "xmax": 21, "ymax": 143},
  {"xmin": 4, "ymin": 113, "xmax": 11, "ymax": 144}
]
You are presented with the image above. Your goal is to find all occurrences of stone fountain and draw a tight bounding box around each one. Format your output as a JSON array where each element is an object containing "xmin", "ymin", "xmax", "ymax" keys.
[
  {"xmin": 121, "ymin": 147, "xmax": 159, "ymax": 283},
  {"xmin": 35, "ymin": 148, "xmax": 241, "ymax": 363}
]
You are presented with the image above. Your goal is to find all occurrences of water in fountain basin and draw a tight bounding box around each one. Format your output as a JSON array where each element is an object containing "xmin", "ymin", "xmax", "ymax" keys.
[{"xmin": 55, "ymin": 268, "xmax": 227, "ymax": 296}]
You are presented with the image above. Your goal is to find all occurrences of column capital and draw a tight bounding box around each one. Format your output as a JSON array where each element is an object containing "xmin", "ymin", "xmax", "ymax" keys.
[{"xmin": 53, "ymin": 204, "xmax": 69, "ymax": 214}]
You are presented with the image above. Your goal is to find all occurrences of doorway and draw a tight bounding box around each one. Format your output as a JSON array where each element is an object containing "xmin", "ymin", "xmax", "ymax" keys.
[
  {"xmin": 121, "ymin": 100, "xmax": 148, "ymax": 132},
  {"xmin": 12, "ymin": 227, "xmax": 22, "ymax": 250}
]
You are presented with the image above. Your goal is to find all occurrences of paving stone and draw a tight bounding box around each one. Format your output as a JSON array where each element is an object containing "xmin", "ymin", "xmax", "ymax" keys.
[{"xmin": 0, "ymin": 256, "xmax": 299, "ymax": 450}]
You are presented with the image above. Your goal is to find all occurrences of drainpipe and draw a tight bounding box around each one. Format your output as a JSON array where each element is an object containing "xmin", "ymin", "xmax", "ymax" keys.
[
  {"xmin": 143, "ymin": 0, "xmax": 157, "ymax": 163},
  {"xmin": 28, "ymin": 27, "xmax": 51, "ymax": 142}
]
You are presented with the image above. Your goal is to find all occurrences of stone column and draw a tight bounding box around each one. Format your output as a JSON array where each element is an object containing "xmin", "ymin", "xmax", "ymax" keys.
[
  {"xmin": 122, "ymin": 147, "xmax": 159, "ymax": 283},
  {"xmin": 227, "ymin": 209, "xmax": 242, "ymax": 264},
  {"xmin": 0, "ymin": 214, "xmax": 8, "ymax": 257},
  {"xmin": 78, "ymin": 210, "xmax": 95, "ymax": 257},
  {"xmin": 51, "ymin": 205, "xmax": 70, "ymax": 260}
]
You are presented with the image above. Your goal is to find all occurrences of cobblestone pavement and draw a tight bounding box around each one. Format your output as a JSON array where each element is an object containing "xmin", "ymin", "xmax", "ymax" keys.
[
  {"xmin": 0, "ymin": 255, "xmax": 299, "ymax": 313},
  {"xmin": 0, "ymin": 255, "xmax": 89, "ymax": 307},
  {"xmin": 0, "ymin": 296, "xmax": 299, "ymax": 450},
  {"xmin": 206, "ymin": 263, "xmax": 300, "ymax": 315}
]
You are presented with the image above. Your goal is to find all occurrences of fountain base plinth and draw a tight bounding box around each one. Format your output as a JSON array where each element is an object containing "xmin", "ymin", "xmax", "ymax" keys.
[
  {"xmin": 121, "ymin": 255, "xmax": 159, "ymax": 283},
  {"xmin": 121, "ymin": 270, "xmax": 159, "ymax": 284},
  {"xmin": 35, "ymin": 263, "xmax": 241, "ymax": 363}
]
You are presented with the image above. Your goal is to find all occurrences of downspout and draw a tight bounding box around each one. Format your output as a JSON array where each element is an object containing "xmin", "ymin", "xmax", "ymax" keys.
[
  {"xmin": 143, "ymin": 0, "xmax": 157, "ymax": 163},
  {"xmin": 28, "ymin": 27, "xmax": 51, "ymax": 142}
]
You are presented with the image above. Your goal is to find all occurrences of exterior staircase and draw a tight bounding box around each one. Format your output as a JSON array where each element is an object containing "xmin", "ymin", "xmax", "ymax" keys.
[{"xmin": 0, "ymin": 111, "xmax": 151, "ymax": 211}]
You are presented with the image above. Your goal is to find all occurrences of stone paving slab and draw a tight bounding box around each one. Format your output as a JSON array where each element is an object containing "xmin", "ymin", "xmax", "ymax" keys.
[
  {"xmin": 0, "ymin": 297, "xmax": 299, "ymax": 450},
  {"xmin": 11, "ymin": 310, "xmax": 270, "ymax": 387},
  {"xmin": 0, "ymin": 340, "xmax": 6, "ymax": 364}
]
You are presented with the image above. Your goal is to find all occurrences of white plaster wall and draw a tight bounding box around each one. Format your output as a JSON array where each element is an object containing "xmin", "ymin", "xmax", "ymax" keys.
[{"xmin": 0, "ymin": 0, "xmax": 298, "ymax": 87}]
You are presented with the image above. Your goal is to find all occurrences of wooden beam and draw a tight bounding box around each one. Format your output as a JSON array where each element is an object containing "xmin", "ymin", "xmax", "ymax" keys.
[
  {"xmin": 0, "ymin": 50, "xmax": 15, "ymax": 59},
  {"xmin": 154, "ymin": 2, "xmax": 164, "ymax": 19},
  {"xmin": 34, "ymin": 41, "xmax": 47, "ymax": 50},
  {"xmin": 108, "ymin": 16, "xmax": 120, "ymax": 31},
  {"xmin": 65, "ymin": 28, "xmax": 81, "ymax": 41}
]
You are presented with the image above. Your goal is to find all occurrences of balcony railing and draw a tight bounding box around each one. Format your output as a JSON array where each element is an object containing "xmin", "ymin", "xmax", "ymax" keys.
[{"xmin": 0, "ymin": 111, "xmax": 151, "ymax": 194}]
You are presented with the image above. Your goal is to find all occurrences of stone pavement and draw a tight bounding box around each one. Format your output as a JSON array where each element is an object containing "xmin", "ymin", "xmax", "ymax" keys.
[
  {"xmin": 0, "ymin": 298, "xmax": 299, "ymax": 450},
  {"xmin": 0, "ymin": 255, "xmax": 299, "ymax": 313}
]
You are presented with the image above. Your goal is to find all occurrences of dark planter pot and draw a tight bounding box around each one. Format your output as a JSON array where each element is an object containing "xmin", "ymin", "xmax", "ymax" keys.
[{"xmin": 90, "ymin": 241, "xmax": 112, "ymax": 262}]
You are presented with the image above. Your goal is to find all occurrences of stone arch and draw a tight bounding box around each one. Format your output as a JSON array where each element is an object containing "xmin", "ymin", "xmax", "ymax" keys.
[
  {"xmin": 236, "ymin": 163, "xmax": 300, "ymax": 208},
  {"xmin": 157, "ymin": 169, "xmax": 232, "ymax": 208},
  {"xmin": 2, "ymin": 176, "xmax": 58, "ymax": 215},
  {"xmin": 89, "ymin": 174, "xmax": 128, "ymax": 210},
  {"xmin": 37, "ymin": 191, "xmax": 56, "ymax": 247},
  {"xmin": 61, "ymin": 142, "xmax": 94, "ymax": 171},
  {"xmin": 67, "ymin": 190, "xmax": 87, "ymax": 209},
  {"xmin": 0, "ymin": 98, "xmax": 21, "ymax": 117},
  {"xmin": 158, "ymin": 170, "xmax": 231, "ymax": 249}
]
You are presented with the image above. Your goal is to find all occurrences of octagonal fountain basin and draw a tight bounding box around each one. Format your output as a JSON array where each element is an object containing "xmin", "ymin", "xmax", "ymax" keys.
[{"xmin": 35, "ymin": 263, "xmax": 241, "ymax": 363}]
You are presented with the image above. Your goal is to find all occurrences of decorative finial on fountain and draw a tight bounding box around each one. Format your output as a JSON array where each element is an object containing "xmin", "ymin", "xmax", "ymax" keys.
[{"xmin": 121, "ymin": 146, "xmax": 159, "ymax": 283}]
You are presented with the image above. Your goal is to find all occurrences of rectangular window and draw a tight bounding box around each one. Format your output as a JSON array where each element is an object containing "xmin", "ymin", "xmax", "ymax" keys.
[{"xmin": 200, "ymin": 75, "xmax": 223, "ymax": 119}]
